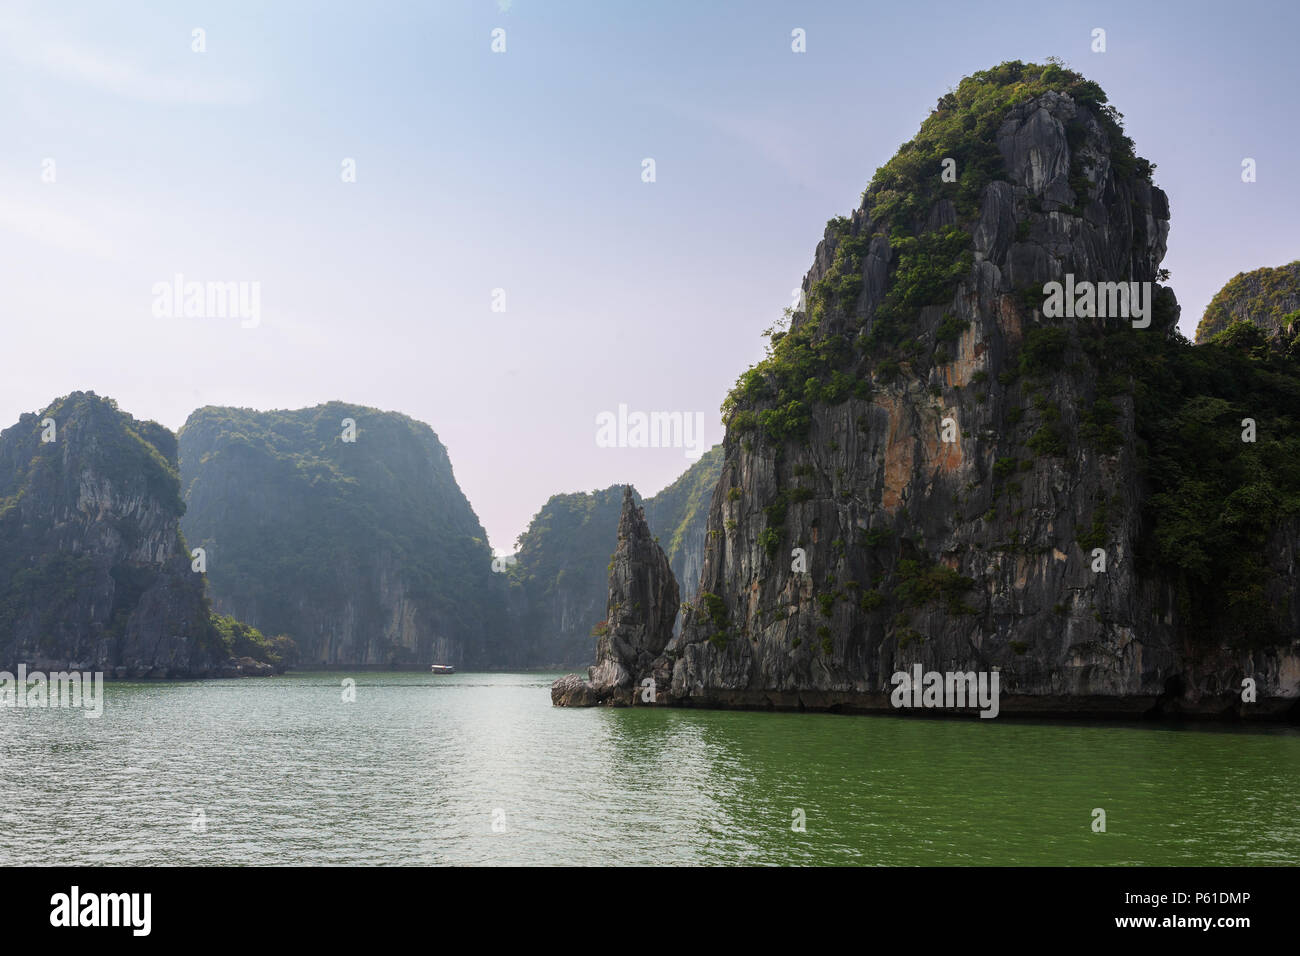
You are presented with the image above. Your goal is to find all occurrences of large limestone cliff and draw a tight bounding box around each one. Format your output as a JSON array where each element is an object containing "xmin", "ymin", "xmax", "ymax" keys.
[
  {"xmin": 551, "ymin": 487, "xmax": 678, "ymax": 706},
  {"xmin": 179, "ymin": 403, "xmax": 513, "ymax": 668},
  {"xmin": 558, "ymin": 62, "xmax": 1300, "ymax": 718},
  {"xmin": 0, "ymin": 392, "xmax": 218, "ymax": 675}
]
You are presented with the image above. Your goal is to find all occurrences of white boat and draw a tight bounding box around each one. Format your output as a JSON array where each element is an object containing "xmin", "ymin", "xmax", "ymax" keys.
[{"xmin": 430, "ymin": 664, "xmax": 455, "ymax": 675}]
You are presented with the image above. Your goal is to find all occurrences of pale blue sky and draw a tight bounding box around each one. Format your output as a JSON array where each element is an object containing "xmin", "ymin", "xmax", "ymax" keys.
[{"xmin": 2, "ymin": 0, "xmax": 1297, "ymax": 550}]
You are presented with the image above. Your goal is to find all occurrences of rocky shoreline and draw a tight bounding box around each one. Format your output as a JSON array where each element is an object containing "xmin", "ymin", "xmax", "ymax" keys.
[
  {"xmin": 2, "ymin": 656, "xmax": 283, "ymax": 680},
  {"xmin": 550, "ymin": 490, "xmax": 1299, "ymax": 721},
  {"xmin": 552, "ymin": 681, "xmax": 1298, "ymax": 721}
]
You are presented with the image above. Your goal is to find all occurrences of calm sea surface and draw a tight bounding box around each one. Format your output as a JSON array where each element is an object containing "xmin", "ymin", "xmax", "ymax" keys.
[{"xmin": 1, "ymin": 671, "xmax": 1296, "ymax": 865}]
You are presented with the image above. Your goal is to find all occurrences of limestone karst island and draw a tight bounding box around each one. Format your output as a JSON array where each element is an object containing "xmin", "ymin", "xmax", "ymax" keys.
[{"xmin": 3, "ymin": 4, "xmax": 1299, "ymax": 898}]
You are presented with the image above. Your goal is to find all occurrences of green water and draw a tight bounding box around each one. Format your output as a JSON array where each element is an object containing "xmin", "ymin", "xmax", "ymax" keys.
[{"xmin": 1, "ymin": 671, "xmax": 1296, "ymax": 865}]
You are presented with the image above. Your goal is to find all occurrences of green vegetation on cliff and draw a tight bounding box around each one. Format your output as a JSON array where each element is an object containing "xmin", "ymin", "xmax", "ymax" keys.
[
  {"xmin": 509, "ymin": 446, "xmax": 723, "ymax": 664},
  {"xmin": 865, "ymin": 59, "xmax": 1151, "ymax": 225},
  {"xmin": 0, "ymin": 392, "xmax": 184, "ymax": 522},
  {"xmin": 643, "ymin": 444, "xmax": 725, "ymax": 571},
  {"xmin": 1096, "ymin": 327, "xmax": 1300, "ymax": 646},
  {"xmin": 179, "ymin": 403, "xmax": 507, "ymax": 666},
  {"xmin": 722, "ymin": 61, "xmax": 1157, "ymax": 446},
  {"xmin": 716, "ymin": 58, "xmax": 1299, "ymax": 657},
  {"xmin": 210, "ymin": 614, "xmax": 296, "ymax": 667},
  {"xmin": 0, "ymin": 392, "xmax": 226, "ymax": 670},
  {"xmin": 0, "ymin": 552, "xmax": 98, "ymax": 651},
  {"xmin": 1196, "ymin": 261, "xmax": 1300, "ymax": 343},
  {"xmin": 509, "ymin": 485, "xmax": 631, "ymax": 661}
]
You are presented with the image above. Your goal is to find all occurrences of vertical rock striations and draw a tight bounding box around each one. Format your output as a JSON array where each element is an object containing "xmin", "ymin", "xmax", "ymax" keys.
[
  {"xmin": 510, "ymin": 446, "xmax": 721, "ymax": 666},
  {"xmin": 0, "ymin": 392, "xmax": 218, "ymax": 676},
  {"xmin": 559, "ymin": 62, "xmax": 1300, "ymax": 718},
  {"xmin": 644, "ymin": 444, "xmax": 725, "ymax": 631},
  {"xmin": 551, "ymin": 487, "xmax": 678, "ymax": 706},
  {"xmin": 671, "ymin": 66, "xmax": 1183, "ymax": 714}
]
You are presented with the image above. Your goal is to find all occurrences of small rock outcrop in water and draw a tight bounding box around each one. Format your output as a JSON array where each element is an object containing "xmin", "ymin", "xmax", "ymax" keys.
[
  {"xmin": 551, "ymin": 487, "xmax": 679, "ymax": 706},
  {"xmin": 508, "ymin": 445, "xmax": 722, "ymax": 667}
]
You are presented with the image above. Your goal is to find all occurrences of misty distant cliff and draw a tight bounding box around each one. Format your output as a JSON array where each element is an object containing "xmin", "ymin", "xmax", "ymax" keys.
[
  {"xmin": 506, "ymin": 446, "xmax": 722, "ymax": 666},
  {"xmin": 178, "ymin": 400, "xmax": 720, "ymax": 670},
  {"xmin": 644, "ymin": 445, "xmax": 724, "ymax": 628},
  {"xmin": 179, "ymin": 403, "xmax": 514, "ymax": 668}
]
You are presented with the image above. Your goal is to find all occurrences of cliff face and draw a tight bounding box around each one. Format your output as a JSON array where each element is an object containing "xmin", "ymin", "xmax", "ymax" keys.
[
  {"xmin": 508, "ymin": 446, "xmax": 721, "ymax": 666},
  {"xmin": 0, "ymin": 392, "xmax": 218, "ymax": 675},
  {"xmin": 1196, "ymin": 261, "xmax": 1300, "ymax": 343},
  {"xmin": 508, "ymin": 487, "xmax": 628, "ymax": 667},
  {"xmin": 643, "ymin": 445, "xmax": 724, "ymax": 630},
  {"xmin": 552, "ymin": 487, "xmax": 678, "ymax": 706},
  {"xmin": 180, "ymin": 401, "xmax": 717, "ymax": 670},
  {"xmin": 178, "ymin": 403, "xmax": 512, "ymax": 668},
  {"xmin": 562, "ymin": 62, "xmax": 1299, "ymax": 717}
]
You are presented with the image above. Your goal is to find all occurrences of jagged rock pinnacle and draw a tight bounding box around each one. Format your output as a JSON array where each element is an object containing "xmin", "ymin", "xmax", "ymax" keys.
[{"xmin": 551, "ymin": 486, "xmax": 679, "ymax": 706}]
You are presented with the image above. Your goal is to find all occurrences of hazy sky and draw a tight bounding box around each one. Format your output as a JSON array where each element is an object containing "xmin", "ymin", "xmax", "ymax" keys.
[{"xmin": 3, "ymin": 0, "xmax": 1297, "ymax": 551}]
